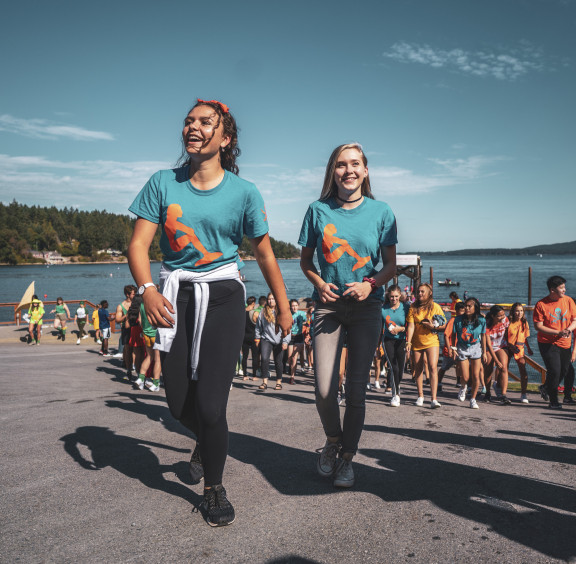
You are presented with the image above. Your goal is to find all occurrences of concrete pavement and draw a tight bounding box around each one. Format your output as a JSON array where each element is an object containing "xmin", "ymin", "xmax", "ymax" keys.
[{"xmin": 1, "ymin": 325, "xmax": 575, "ymax": 563}]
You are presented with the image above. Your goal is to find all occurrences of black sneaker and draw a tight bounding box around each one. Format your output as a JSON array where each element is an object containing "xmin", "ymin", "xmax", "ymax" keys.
[
  {"xmin": 482, "ymin": 393, "xmax": 492, "ymax": 403},
  {"xmin": 539, "ymin": 385, "xmax": 549, "ymax": 401},
  {"xmin": 563, "ymin": 396, "xmax": 576, "ymax": 405},
  {"xmin": 62, "ymin": 333, "xmax": 66, "ymax": 341},
  {"xmin": 190, "ymin": 444, "xmax": 204, "ymax": 483},
  {"xmin": 500, "ymin": 395, "xmax": 512, "ymax": 405},
  {"xmin": 200, "ymin": 485, "xmax": 235, "ymax": 527},
  {"xmin": 549, "ymin": 402, "xmax": 563, "ymax": 410}
]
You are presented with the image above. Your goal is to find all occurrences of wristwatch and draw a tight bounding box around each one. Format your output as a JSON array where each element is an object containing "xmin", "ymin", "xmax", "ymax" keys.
[{"xmin": 138, "ymin": 282, "xmax": 155, "ymax": 295}]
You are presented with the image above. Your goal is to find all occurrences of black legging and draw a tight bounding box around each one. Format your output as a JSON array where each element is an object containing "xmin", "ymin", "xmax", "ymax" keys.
[
  {"xmin": 538, "ymin": 342, "xmax": 572, "ymax": 404},
  {"xmin": 260, "ymin": 340, "xmax": 284, "ymax": 381},
  {"xmin": 241, "ymin": 338, "xmax": 259, "ymax": 375},
  {"xmin": 161, "ymin": 279, "xmax": 245, "ymax": 486},
  {"xmin": 383, "ymin": 338, "xmax": 406, "ymax": 396}
]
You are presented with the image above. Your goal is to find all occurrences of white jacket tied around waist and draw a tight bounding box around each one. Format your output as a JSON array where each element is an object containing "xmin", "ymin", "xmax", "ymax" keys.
[{"xmin": 154, "ymin": 262, "xmax": 246, "ymax": 380}]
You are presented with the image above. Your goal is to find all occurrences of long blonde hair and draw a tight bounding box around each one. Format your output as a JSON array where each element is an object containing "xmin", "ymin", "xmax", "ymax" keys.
[
  {"xmin": 263, "ymin": 293, "xmax": 277, "ymax": 324},
  {"xmin": 412, "ymin": 283, "xmax": 434, "ymax": 316},
  {"xmin": 319, "ymin": 143, "xmax": 374, "ymax": 201}
]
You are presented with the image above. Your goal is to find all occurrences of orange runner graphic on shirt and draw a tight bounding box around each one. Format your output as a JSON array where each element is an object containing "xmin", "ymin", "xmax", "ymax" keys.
[
  {"xmin": 165, "ymin": 203, "xmax": 223, "ymax": 266},
  {"xmin": 321, "ymin": 224, "xmax": 370, "ymax": 271}
]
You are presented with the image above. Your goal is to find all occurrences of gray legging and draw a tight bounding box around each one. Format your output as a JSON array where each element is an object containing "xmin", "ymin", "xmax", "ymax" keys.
[{"xmin": 314, "ymin": 298, "xmax": 382, "ymax": 456}]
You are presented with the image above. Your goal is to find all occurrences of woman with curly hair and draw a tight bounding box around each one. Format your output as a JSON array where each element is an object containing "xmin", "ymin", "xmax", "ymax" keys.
[
  {"xmin": 127, "ymin": 99, "xmax": 291, "ymax": 527},
  {"xmin": 405, "ymin": 283, "xmax": 446, "ymax": 408}
]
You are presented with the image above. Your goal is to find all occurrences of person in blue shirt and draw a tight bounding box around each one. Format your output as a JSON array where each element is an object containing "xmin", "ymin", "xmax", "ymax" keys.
[
  {"xmin": 381, "ymin": 285, "xmax": 410, "ymax": 407},
  {"xmin": 127, "ymin": 99, "xmax": 291, "ymax": 527},
  {"xmin": 97, "ymin": 300, "xmax": 113, "ymax": 356},
  {"xmin": 452, "ymin": 297, "xmax": 487, "ymax": 409},
  {"xmin": 288, "ymin": 299, "xmax": 308, "ymax": 384},
  {"xmin": 299, "ymin": 142, "xmax": 397, "ymax": 488}
]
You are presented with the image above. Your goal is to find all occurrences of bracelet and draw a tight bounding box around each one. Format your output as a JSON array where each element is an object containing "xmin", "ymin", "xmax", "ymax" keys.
[{"xmin": 362, "ymin": 277, "xmax": 378, "ymax": 293}]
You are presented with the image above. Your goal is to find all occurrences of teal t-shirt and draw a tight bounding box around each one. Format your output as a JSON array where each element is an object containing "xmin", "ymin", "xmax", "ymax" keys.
[
  {"xmin": 129, "ymin": 168, "xmax": 269, "ymax": 272},
  {"xmin": 291, "ymin": 310, "xmax": 307, "ymax": 336},
  {"xmin": 453, "ymin": 315, "xmax": 486, "ymax": 349},
  {"xmin": 298, "ymin": 197, "xmax": 397, "ymax": 300},
  {"xmin": 382, "ymin": 302, "xmax": 410, "ymax": 340}
]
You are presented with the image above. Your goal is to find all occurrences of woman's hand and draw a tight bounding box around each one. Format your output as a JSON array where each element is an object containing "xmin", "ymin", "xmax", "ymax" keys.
[
  {"xmin": 276, "ymin": 309, "xmax": 293, "ymax": 338},
  {"xmin": 318, "ymin": 282, "xmax": 340, "ymax": 303},
  {"xmin": 343, "ymin": 281, "xmax": 372, "ymax": 302},
  {"xmin": 420, "ymin": 319, "xmax": 433, "ymax": 330},
  {"xmin": 282, "ymin": 343, "xmax": 288, "ymax": 351},
  {"xmin": 482, "ymin": 352, "xmax": 488, "ymax": 365},
  {"xmin": 495, "ymin": 358, "xmax": 503, "ymax": 370},
  {"xmin": 388, "ymin": 325, "xmax": 399, "ymax": 336},
  {"xmin": 142, "ymin": 290, "xmax": 175, "ymax": 328}
]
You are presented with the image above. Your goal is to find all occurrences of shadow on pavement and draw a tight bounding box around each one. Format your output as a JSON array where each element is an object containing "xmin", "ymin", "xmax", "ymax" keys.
[
  {"xmin": 365, "ymin": 425, "xmax": 576, "ymax": 465},
  {"xmin": 60, "ymin": 426, "xmax": 198, "ymax": 507},
  {"xmin": 228, "ymin": 432, "xmax": 576, "ymax": 561}
]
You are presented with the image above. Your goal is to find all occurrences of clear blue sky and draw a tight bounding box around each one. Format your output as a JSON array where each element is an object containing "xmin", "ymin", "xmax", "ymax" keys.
[{"xmin": 1, "ymin": 0, "xmax": 574, "ymax": 251}]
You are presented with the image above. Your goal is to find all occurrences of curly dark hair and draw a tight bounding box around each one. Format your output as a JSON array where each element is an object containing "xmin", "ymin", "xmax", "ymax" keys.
[{"xmin": 176, "ymin": 100, "xmax": 240, "ymax": 175}]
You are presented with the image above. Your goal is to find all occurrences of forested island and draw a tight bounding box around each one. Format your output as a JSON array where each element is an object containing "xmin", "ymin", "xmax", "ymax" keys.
[
  {"xmin": 0, "ymin": 201, "xmax": 299, "ymax": 265},
  {"xmin": 416, "ymin": 241, "xmax": 576, "ymax": 256}
]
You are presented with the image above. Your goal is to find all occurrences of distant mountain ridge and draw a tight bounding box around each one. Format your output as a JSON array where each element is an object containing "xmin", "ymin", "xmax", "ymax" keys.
[{"xmin": 415, "ymin": 241, "xmax": 576, "ymax": 256}]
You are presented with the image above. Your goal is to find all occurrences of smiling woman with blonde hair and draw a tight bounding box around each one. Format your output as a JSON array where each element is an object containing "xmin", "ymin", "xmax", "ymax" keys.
[
  {"xmin": 405, "ymin": 283, "xmax": 446, "ymax": 408},
  {"xmin": 299, "ymin": 142, "xmax": 397, "ymax": 489}
]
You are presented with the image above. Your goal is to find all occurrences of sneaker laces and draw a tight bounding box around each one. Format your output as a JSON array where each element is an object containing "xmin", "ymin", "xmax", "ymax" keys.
[{"xmin": 316, "ymin": 441, "xmax": 340, "ymax": 466}]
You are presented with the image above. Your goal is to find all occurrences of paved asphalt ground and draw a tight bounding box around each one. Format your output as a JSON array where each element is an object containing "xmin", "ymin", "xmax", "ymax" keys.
[{"xmin": 1, "ymin": 325, "xmax": 575, "ymax": 563}]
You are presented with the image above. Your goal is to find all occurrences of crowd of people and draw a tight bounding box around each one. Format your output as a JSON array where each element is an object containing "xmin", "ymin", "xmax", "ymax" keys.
[{"xmin": 22, "ymin": 99, "xmax": 576, "ymax": 529}]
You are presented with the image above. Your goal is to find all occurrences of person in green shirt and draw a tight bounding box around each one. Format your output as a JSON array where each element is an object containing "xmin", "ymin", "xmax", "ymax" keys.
[{"xmin": 51, "ymin": 297, "xmax": 71, "ymax": 341}]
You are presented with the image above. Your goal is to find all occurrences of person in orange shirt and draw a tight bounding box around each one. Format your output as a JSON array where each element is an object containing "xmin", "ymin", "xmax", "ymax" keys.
[
  {"xmin": 507, "ymin": 303, "xmax": 534, "ymax": 404},
  {"xmin": 533, "ymin": 275, "xmax": 576, "ymax": 408}
]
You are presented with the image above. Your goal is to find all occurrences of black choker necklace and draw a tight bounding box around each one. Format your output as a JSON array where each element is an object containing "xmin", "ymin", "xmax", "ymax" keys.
[{"xmin": 336, "ymin": 194, "xmax": 363, "ymax": 204}]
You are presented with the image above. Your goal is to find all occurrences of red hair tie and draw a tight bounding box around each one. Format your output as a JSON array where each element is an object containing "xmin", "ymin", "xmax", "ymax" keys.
[{"xmin": 197, "ymin": 98, "xmax": 229, "ymax": 114}]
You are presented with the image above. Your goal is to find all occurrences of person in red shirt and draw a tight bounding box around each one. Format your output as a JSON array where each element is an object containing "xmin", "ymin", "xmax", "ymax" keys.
[{"xmin": 533, "ymin": 275, "xmax": 576, "ymax": 408}]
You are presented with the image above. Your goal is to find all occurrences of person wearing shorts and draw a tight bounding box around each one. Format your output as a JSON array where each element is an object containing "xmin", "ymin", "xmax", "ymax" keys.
[{"xmin": 452, "ymin": 298, "xmax": 487, "ymax": 409}]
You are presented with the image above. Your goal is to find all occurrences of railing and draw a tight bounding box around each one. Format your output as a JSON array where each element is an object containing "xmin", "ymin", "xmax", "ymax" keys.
[{"xmin": 0, "ymin": 300, "xmax": 120, "ymax": 332}]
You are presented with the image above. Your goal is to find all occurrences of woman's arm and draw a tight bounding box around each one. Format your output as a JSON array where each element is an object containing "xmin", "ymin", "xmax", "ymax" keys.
[
  {"xmin": 249, "ymin": 233, "xmax": 291, "ymax": 337},
  {"xmin": 343, "ymin": 244, "xmax": 397, "ymax": 301},
  {"xmin": 405, "ymin": 321, "xmax": 415, "ymax": 353},
  {"xmin": 127, "ymin": 218, "xmax": 174, "ymax": 328},
  {"xmin": 300, "ymin": 246, "xmax": 339, "ymax": 303}
]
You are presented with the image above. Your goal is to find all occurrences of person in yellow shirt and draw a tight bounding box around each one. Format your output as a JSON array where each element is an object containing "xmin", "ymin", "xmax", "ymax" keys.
[
  {"xmin": 406, "ymin": 283, "xmax": 446, "ymax": 408},
  {"xmin": 91, "ymin": 304, "xmax": 101, "ymax": 344}
]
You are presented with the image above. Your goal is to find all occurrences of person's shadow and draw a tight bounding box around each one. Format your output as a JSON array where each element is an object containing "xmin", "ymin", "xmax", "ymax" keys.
[
  {"xmin": 60, "ymin": 426, "xmax": 198, "ymax": 505},
  {"xmin": 227, "ymin": 432, "xmax": 576, "ymax": 561}
]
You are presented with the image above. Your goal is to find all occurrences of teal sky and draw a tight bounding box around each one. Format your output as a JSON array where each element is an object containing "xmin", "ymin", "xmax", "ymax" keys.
[{"xmin": 1, "ymin": 0, "xmax": 574, "ymax": 251}]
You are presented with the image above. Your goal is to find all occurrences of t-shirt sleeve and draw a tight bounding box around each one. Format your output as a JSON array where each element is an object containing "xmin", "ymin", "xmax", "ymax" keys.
[
  {"xmin": 570, "ymin": 297, "xmax": 576, "ymax": 320},
  {"xmin": 532, "ymin": 302, "xmax": 544, "ymax": 324},
  {"xmin": 243, "ymin": 186, "xmax": 269, "ymax": 239},
  {"xmin": 480, "ymin": 318, "xmax": 486, "ymax": 334},
  {"xmin": 379, "ymin": 205, "xmax": 398, "ymax": 247},
  {"xmin": 298, "ymin": 205, "xmax": 316, "ymax": 248},
  {"xmin": 406, "ymin": 307, "xmax": 414, "ymax": 323},
  {"xmin": 129, "ymin": 172, "xmax": 163, "ymax": 224}
]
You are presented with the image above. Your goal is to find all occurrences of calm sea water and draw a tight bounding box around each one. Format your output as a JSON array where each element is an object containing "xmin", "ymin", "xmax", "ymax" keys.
[{"xmin": 1, "ymin": 255, "xmax": 575, "ymax": 314}]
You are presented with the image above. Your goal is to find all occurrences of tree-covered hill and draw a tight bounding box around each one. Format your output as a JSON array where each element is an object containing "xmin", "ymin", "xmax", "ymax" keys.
[{"xmin": 0, "ymin": 201, "xmax": 299, "ymax": 264}]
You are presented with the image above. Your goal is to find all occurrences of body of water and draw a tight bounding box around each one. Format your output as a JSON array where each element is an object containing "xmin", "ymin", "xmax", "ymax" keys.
[{"xmin": 2, "ymin": 254, "xmax": 574, "ymax": 312}]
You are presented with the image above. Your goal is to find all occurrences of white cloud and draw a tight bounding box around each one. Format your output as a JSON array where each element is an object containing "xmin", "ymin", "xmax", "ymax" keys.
[
  {"xmin": 0, "ymin": 154, "xmax": 168, "ymax": 212},
  {"xmin": 0, "ymin": 114, "xmax": 115, "ymax": 141},
  {"xmin": 382, "ymin": 42, "xmax": 547, "ymax": 80}
]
